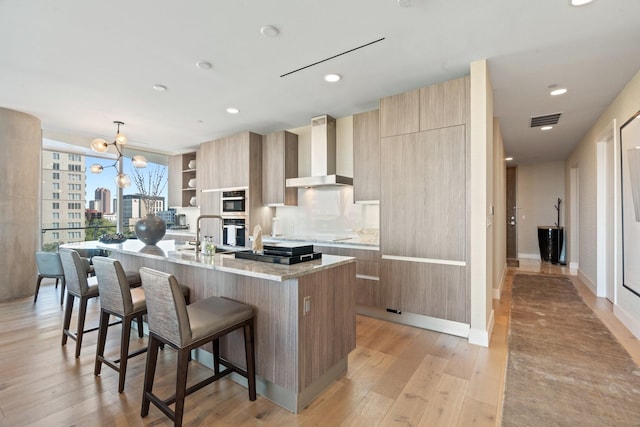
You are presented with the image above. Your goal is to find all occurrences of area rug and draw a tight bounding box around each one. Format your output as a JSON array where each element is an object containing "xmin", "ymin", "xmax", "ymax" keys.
[{"xmin": 502, "ymin": 274, "xmax": 640, "ymax": 426}]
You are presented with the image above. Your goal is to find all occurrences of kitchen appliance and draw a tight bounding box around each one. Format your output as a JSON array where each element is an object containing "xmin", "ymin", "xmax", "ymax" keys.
[
  {"xmin": 285, "ymin": 115, "xmax": 353, "ymax": 188},
  {"xmin": 235, "ymin": 243, "xmax": 322, "ymax": 264},
  {"xmin": 175, "ymin": 214, "xmax": 187, "ymax": 226},
  {"xmin": 223, "ymin": 218, "xmax": 245, "ymax": 247},
  {"xmin": 221, "ymin": 190, "xmax": 246, "ymax": 214}
]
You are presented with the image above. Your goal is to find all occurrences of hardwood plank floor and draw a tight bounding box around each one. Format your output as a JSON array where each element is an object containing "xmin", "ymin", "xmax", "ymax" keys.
[{"xmin": 1, "ymin": 262, "xmax": 638, "ymax": 426}]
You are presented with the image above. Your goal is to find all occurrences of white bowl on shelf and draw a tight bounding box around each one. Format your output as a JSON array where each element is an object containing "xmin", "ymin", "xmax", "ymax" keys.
[
  {"xmin": 188, "ymin": 160, "xmax": 196, "ymax": 169},
  {"xmin": 188, "ymin": 178, "xmax": 196, "ymax": 188}
]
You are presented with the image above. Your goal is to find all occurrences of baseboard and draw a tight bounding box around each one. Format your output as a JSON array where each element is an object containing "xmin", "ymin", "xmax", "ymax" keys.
[
  {"xmin": 468, "ymin": 309, "xmax": 494, "ymax": 348},
  {"xmin": 614, "ymin": 304, "xmax": 640, "ymax": 342},
  {"xmin": 493, "ymin": 263, "xmax": 506, "ymax": 300},
  {"xmin": 517, "ymin": 252, "xmax": 540, "ymax": 260},
  {"xmin": 570, "ymin": 261, "xmax": 579, "ymax": 271},
  {"xmin": 577, "ymin": 269, "xmax": 597, "ymax": 295},
  {"xmin": 356, "ymin": 305, "xmax": 470, "ymax": 339}
]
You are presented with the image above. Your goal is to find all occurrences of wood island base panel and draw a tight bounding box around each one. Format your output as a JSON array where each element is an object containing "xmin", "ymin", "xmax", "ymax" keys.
[{"xmin": 92, "ymin": 239, "xmax": 357, "ymax": 413}]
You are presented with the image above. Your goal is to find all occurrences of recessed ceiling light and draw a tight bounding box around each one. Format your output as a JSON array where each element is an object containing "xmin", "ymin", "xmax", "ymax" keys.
[
  {"xmin": 505, "ymin": 157, "xmax": 514, "ymax": 161},
  {"xmin": 541, "ymin": 126, "xmax": 553, "ymax": 131},
  {"xmin": 226, "ymin": 107, "xmax": 240, "ymax": 114},
  {"xmin": 152, "ymin": 84, "xmax": 167, "ymax": 92},
  {"xmin": 260, "ymin": 25, "xmax": 280, "ymax": 37},
  {"xmin": 550, "ymin": 88, "xmax": 568, "ymax": 96},
  {"xmin": 397, "ymin": 0, "xmax": 412, "ymax": 7},
  {"xmin": 196, "ymin": 61, "xmax": 213, "ymax": 70},
  {"xmin": 570, "ymin": 0, "xmax": 593, "ymax": 5},
  {"xmin": 324, "ymin": 74, "xmax": 341, "ymax": 83}
]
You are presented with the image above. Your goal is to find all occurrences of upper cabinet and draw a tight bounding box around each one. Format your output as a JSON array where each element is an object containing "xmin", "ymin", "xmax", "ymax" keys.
[
  {"xmin": 353, "ymin": 109, "xmax": 380, "ymax": 203},
  {"xmin": 419, "ymin": 77, "xmax": 469, "ymax": 130},
  {"xmin": 199, "ymin": 132, "xmax": 262, "ymax": 191},
  {"xmin": 168, "ymin": 151, "xmax": 197, "ymax": 207},
  {"xmin": 380, "ymin": 77, "xmax": 469, "ymax": 138},
  {"xmin": 262, "ymin": 130, "xmax": 298, "ymax": 206},
  {"xmin": 379, "ymin": 89, "xmax": 420, "ymax": 138}
]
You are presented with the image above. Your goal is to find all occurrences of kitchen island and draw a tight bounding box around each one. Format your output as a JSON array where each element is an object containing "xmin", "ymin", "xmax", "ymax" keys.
[{"xmin": 84, "ymin": 239, "xmax": 357, "ymax": 413}]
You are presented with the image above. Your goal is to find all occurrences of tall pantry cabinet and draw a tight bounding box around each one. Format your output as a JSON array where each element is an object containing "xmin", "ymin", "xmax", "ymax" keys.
[{"xmin": 380, "ymin": 76, "xmax": 470, "ymax": 324}]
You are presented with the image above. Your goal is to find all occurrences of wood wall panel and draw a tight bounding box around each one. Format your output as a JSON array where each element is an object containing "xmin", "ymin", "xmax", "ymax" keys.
[{"xmin": 353, "ymin": 109, "xmax": 380, "ymax": 202}]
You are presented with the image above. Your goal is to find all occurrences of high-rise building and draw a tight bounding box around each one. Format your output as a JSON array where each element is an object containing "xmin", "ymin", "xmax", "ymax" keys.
[
  {"xmin": 95, "ymin": 187, "xmax": 111, "ymax": 214},
  {"xmin": 123, "ymin": 194, "xmax": 165, "ymax": 227},
  {"xmin": 41, "ymin": 150, "xmax": 86, "ymax": 248}
]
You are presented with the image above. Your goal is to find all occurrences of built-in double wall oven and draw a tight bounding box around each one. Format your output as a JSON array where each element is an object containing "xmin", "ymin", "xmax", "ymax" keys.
[{"xmin": 221, "ymin": 190, "xmax": 246, "ymax": 246}]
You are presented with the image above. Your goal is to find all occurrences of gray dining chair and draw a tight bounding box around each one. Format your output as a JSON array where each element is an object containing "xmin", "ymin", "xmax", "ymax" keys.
[{"xmin": 34, "ymin": 251, "xmax": 66, "ymax": 305}]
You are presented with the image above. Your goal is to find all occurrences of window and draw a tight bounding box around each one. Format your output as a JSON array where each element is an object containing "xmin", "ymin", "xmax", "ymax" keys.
[
  {"xmin": 69, "ymin": 173, "xmax": 82, "ymax": 181},
  {"xmin": 67, "ymin": 202, "xmax": 81, "ymax": 209},
  {"xmin": 53, "ymin": 212, "xmax": 59, "ymax": 219},
  {"xmin": 52, "ymin": 202, "xmax": 59, "ymax": 209},
  {"xmin": 53, "ymin": 183, "xmax": 60, "ymax": 190},
  {"xmin": 68, "ymin": 183, "xmax": 81, "ymax": 190},
  {"xmin": 52, "ymin": 193, "xmax": 60, "ymax": 199},
  {"xmin": 70, "ymin": 193, "xmax": 81, "ymax": 200},
  {"xmin": 53, "ymin": 172, "xmax": 60, "ymax": 180},
  {"xmin": 53, "ymin": 153, "xmax": 60, "ymax": 160},
  {"xmin": 68, "ymin": 154, "xmax": 82, "ymax": 162},
  {"xmin": 68, "ymin": 231, "xmax": 82, "ymax": 239},
  {"xmin": 52, "ymin": 232, "xmax": 59, "ymax": 240},
  {"xmin": 53, "ymin": 163, "xmax": 60, "ymax": 170},
  {"xmin": 52, "ymin": 222, "xmax": 59, "ymax": 229},
  {"xmin": 68, "ymin": 164, "xmax": 81, "ymax": 172}
]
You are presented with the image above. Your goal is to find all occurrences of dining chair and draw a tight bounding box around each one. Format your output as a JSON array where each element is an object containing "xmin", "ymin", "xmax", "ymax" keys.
[
  {"xmin": 92, "ymin": 256, "xmax": 147, "ymax": 393},
  {"xmin": 34, "ymin": 251, "xmax": 65, "ymax": 305},
  {"xmin": 139, "ymin": 267, "xmax": 256, "ymax": 427}
]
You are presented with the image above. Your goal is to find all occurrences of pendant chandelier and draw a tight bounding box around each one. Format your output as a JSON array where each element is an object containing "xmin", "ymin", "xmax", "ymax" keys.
[{"xmin": 89, "ymin": 121, "xmax": 147, "ymax": 188}]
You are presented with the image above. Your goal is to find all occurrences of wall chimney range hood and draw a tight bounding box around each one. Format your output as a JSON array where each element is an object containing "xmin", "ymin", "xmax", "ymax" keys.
[{"xmin": 286, "ymin": 114, "xmax": 353, "ymax": 188}]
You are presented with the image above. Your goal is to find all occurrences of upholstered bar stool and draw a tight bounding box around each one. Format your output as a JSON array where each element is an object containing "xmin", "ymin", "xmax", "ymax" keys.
[
  {"xmin": 92, "ymin": 257, "xmax": 147, "ymax": 393},
  {"xmin": 139, "ymin": 267, "xmax": 256, "ymax": 427},
  {"xmin": 59, "ymin": 248, "xmax": 143, "ymax": 358},
  {"xmin": 34, "ymin": 251, "xmax": 65, "ymax": 304}
]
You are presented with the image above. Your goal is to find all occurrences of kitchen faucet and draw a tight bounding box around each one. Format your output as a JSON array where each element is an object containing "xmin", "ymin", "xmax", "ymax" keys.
[{"xmin": 195, "ymin": 215, "xmax": 223, "ymax": 254}]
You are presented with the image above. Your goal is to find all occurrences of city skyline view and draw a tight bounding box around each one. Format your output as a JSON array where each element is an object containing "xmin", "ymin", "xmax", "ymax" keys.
[{"xmin": 85, "ymin": 155, "xmax": 168, "ymax": 212}]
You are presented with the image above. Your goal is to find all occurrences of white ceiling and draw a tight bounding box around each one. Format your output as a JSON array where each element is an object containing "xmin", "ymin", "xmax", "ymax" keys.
[{"xmin": 2, "ymin": 0, "xmax": 640, "ymax": 165}]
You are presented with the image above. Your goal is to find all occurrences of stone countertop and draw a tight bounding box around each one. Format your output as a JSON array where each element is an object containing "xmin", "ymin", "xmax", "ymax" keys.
[
  {"xmin": 89, "ymin": 239, "xmax": 354, "ymax": 282},
  {"xmin": 261, "ymin": 235, "xmax": 379, "ymax": 250}
]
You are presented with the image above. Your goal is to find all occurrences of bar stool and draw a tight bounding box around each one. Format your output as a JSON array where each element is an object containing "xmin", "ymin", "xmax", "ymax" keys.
[
  {"xmin": 92, "ymin": 257, "xmax": 147, "ymax": 393},
  {"xmin": 139, "ymin": 267, "xmax": 256, "ymax": 427},
  {"xmin": 59, "ymin": 249, "xmax": 143, "ymax": 358}
]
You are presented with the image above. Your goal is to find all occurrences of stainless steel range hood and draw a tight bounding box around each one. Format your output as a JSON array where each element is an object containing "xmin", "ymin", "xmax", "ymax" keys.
[{"xmin": 285, "ymin": 114, "xmax": 353, "ymax": 188}]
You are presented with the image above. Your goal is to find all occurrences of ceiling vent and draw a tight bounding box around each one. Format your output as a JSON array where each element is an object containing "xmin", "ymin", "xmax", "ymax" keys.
[{"xmin": 530, "ymin": 113, "xmax": 562, "ymax": 128}]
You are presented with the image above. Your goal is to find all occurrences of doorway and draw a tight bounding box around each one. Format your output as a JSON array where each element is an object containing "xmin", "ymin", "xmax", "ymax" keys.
[{"xmin": 506, "ymin": 166, "xmax": 519, "ymax": 266}]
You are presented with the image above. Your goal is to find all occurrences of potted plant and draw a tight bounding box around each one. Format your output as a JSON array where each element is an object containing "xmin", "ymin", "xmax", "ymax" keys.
[{"xmin": 132, "ymin": 165, "xmax": 168, "ymax": 246}]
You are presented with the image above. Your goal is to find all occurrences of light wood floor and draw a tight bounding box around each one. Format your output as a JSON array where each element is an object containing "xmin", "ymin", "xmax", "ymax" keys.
[{"xmin": 1, "ymin": 262, "xmax": 639, "ymax": 426}]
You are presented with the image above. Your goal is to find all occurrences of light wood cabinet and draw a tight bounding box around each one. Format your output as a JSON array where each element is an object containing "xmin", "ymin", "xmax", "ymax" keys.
[
  {"xmin": 379, "ymin": 89, "xmax": 419, "ymax": 138},
  {"xmin": 381, "ymin": 126, "xmax": 466, "ymax": 260},
  {"xmin": 199, "ymin": 132, "xmax": 262, "ymax": 191},
  {"xmin": 262, "ymin": 131, "xmax": 298, "ymax": 206},
  {"xmin": 314, "ymin": 245, "xmax": 384, "ymax": 309},
  {"xmin": 378, "ymin": 76, "xmax": 469, "ymax": 325},
  {"xmin": 419, "ymin": 76, "xmax": 469, "ymax": 131},
  {"xmin": 168, "ymin": 152, "xmax": 197, "ymax": 207},
  {"xmin": 353, "ymin": 109, "xmax": 380, "ymax": 203}
]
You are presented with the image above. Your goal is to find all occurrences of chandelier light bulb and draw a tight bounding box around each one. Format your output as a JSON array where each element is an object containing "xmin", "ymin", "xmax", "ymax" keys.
[
  {"xmin": 115, "ymin": 173, "xmax": 131, "ymax": 188},
  {"xmin": 90, "ymin": 138, "xmax": 109, "ymax": 153},
  {"xmin": 132, "ymin": 155, "xmax": 148, "ymax": 168},
  {"xmin": 115, "ymin": 132, "xmax": 127, "ymax": 144},
  {"xmin": 89, "ymin": 164, "xmax": 104, "ymax": 174}
]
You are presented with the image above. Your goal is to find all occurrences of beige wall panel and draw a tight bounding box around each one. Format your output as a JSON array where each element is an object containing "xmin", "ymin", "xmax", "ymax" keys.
[{"xmin": 353, "ymin": 109, "xmax": 381, "ymax": 202}]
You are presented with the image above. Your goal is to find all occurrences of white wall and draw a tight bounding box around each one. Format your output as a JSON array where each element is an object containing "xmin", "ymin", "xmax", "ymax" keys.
[
  {"xmin": 516, "ymin": 161, "xmax": 565, "ymax": 259},
  {"xmin": 469, "ymin": 59, "xmax": 494, "ymax": 346},
  {"xmin": 493, "ymin": 119, "xmax": 506, "ymax": 298},
  {"xmin": 566, "ymin": 68, "xmax": 640, "ymax": 340}
]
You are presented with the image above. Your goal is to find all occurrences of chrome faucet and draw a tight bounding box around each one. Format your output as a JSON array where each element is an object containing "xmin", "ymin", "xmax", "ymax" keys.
[{"xmin": 196, "ymin": 215, "xmax": 223, "ymax": 253}]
